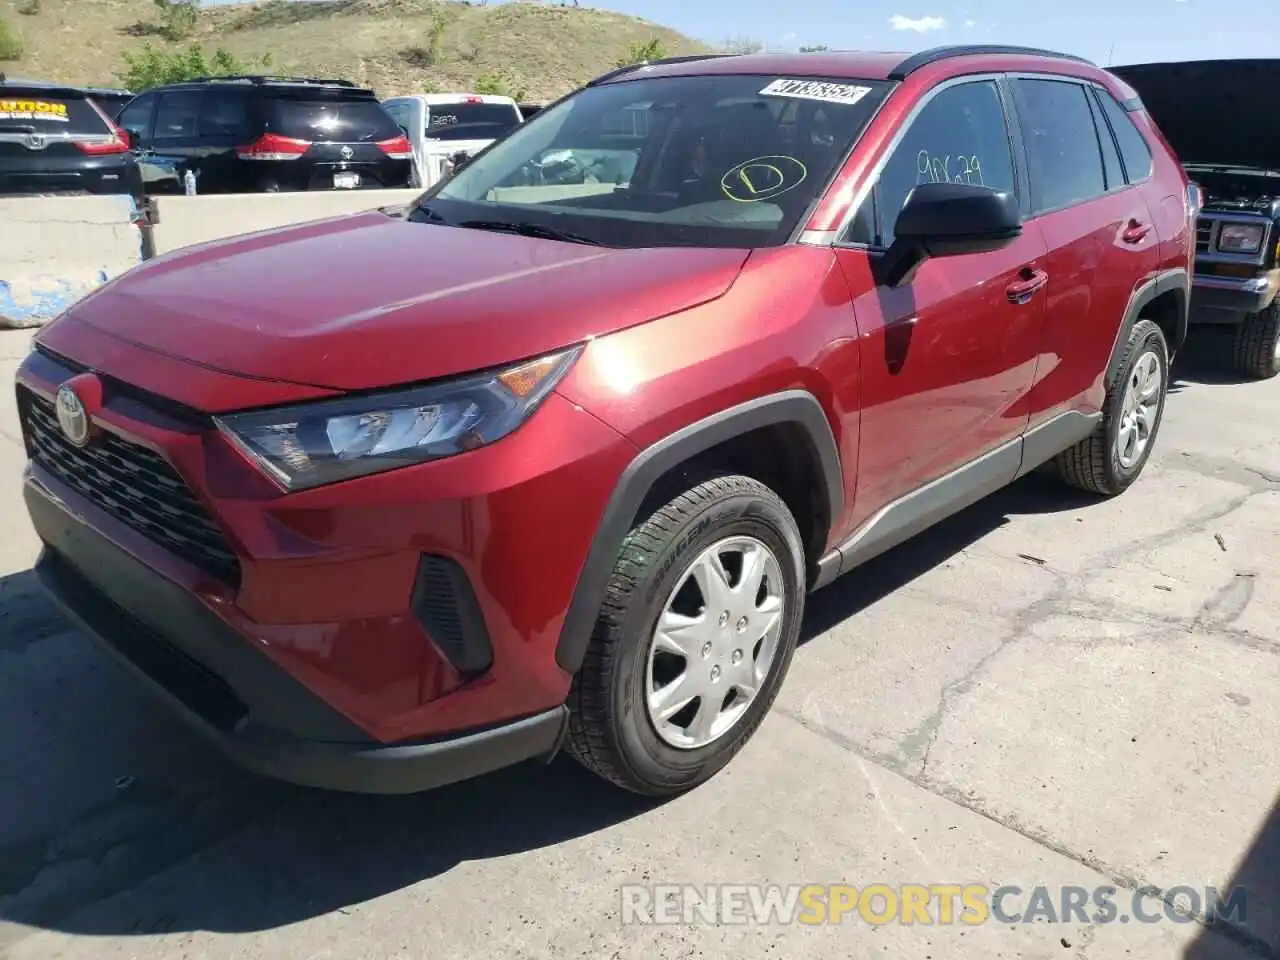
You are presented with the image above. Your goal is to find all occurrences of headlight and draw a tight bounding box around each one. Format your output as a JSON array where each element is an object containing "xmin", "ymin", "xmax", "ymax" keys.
[
  {"xmin": 1217, "ymin": 222, "xmax": 1264, "ymax": 253},
  {"xmin": 214, "ymin": 345, "xmax": 582, "ymax": 491}
]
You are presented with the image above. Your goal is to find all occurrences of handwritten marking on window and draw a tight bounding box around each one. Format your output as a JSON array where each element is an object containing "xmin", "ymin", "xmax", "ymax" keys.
[
  {"xmin": 916, "ymin": 150, "xmax": 985, "ymax": 186},
  {"xmin": 720, "ymin": 155, "xmax": 808, "ymax": 203}
]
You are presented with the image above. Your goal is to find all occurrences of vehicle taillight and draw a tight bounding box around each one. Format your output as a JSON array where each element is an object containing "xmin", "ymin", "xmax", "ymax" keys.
[
  {"xmin": 73, "ymin": 133, "xmax": 130, "ymax": 155},
  {"xmin": 76, "ymin": 100, "xmax": 131, "ymax": 155},
  {"xmin": 376, "ymin": 134, "xmax": 413, "ymax": 160},
  {"xmin": 237, "ymin": 133, "xmax": 311, "ymax": 161}
]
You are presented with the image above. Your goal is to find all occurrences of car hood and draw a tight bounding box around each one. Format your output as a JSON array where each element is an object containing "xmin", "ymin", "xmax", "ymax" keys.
[
  {"xmin": 1108, "ymin": 59, "xmax": 1280, "ymax": 171},
  {"xmin": 63, "ymin": 211, "xmax": 750, "ymax": 392}
]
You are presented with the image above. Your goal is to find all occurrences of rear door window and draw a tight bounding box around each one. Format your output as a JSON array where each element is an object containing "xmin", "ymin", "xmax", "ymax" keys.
[
  {"xmin": 0, "ymin": 92, "xmax": 109, "ymax": 135},
  {"xmin": 266, "ymin": 95, "xmax": 402, "ymax": 142},
  {"xmin": 154, "ymin": 90, "xmax": 202, "ymax": 141},
  {"xmin": 425, "ymin": 102, "xmax": 521, "ymax": 141},
  {"xmin": 1011, "ymin": 77, "xmax": 1108, "ymax": 214},
  {"xmin": 1085, "ymin": 88, "xmax": 1125, "ymax": 191}
]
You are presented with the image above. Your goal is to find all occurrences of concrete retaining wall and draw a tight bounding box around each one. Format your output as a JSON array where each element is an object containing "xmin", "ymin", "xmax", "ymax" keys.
[
  {"xmin": 150, "ymin": 189, "xmax": 423, "ymax": 255},
  {"xmin": 1, "ymin": 189, "xmax": 424, "ymax": 328},
  {"xmin": 0, "ymin": 195, "xmax": 144, "ymax": 329}
]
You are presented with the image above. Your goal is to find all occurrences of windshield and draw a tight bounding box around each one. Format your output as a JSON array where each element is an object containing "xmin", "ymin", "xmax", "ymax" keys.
[
  {"xmin": 426, "ymin": 102, "xmax": 520, "ymax": 141},
  {"xmin": 417, "ymin": 73, "xmax": 891, "ymax": 248},
  {"xmin": 267, "ymin": 94, "xmax": 403, "ymax": 143}
]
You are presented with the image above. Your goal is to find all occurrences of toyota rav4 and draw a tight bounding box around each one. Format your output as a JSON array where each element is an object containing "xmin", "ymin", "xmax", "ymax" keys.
[{"xmin": 18, "ymin": 46, "xmax": 1193, "ymax": 798}]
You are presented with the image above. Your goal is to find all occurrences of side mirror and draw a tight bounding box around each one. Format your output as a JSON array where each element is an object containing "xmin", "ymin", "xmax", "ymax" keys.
[
  {"xmin": 123, "ymin": 128, "xmax": 143, "ymax": 149},
  {"xmin": 878, "ymin": 182, "xmax": 1022, "ymax": 288}
]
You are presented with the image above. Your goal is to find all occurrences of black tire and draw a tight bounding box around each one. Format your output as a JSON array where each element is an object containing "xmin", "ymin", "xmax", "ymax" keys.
[
  {"xmin": 1231, "ymin": 303, "xmax": 1280, "ymax": 380},
  {"xmin": 565, "ymin": 474, "xmax": 806, "ymax": 797},
  {"xmin": 1054, "ymin": 318, "xmax": 1169, "ymax": 496}
]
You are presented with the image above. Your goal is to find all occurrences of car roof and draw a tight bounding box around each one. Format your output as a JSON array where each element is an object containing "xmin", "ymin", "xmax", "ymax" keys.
[
  {"xmin": 589, "ymin": 45, "xmax": 1100, "ymax": 86},
  {"xmin": 143, "ymin": 75, "xmax": 376, "ymax": 97},
  {"xmin": 0, "ymin": 76, "xmax": 95, "ymax": 98}
]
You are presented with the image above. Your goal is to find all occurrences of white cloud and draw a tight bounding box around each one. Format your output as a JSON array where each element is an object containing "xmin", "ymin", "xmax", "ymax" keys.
[
  {"xmin": 889, "ymin": 14, "xmax": 947, "ymax": 32},
  {"xmin": 965, "ymin": 18, "xmax": 977, "ymax": 28}
]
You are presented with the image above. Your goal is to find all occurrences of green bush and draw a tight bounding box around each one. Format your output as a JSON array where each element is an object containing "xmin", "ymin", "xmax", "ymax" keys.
[
  {"xmin": 616, "ymin": 38, "xmax": 664, "ymax": 68},
  {"xmin": 474, "ymin": 70, "xmax": 527, "ymax": 101},
  {"xmin": 0, "ymin": 18, "xmax": 23, "ymax": 61},
  {"xmin": 120, "ymin": 43, "xmax": 271, "ymax": 91},
  {"xmin": 152, "ymin": 0, "xmax": 199, "ymax": 41}
]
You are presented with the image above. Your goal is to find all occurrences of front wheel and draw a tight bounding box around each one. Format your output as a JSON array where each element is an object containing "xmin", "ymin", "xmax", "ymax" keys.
[
  {"xmin": 565, "ymin": 474, "xmax": 806, "ymax": 797},
  {"xmin": 1054, "ymin": 318, "xmax": 1169, "ymax": 496},
  {"xmin": 1232, "ymin": 303, "xmax": 1280, "ymax": 380}
]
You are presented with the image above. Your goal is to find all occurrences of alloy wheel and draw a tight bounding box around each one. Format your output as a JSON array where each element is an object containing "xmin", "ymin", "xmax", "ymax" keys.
[{"xmin": 1116, "ymin": 349, "xmax": 1163, "ymax": 470}]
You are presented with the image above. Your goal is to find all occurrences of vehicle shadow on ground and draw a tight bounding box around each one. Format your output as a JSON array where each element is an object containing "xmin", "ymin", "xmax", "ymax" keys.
[
  {"xmin": 1181, "ymin": 791, "xmax": 1279, "ymax": 959},
  {"xmin": 1169, "ymin": 328, "xmax": 1255, "ymax": 391},
  {"xmin": 800, "ymin": 467, "xmax": 1097, "ymax": 643},
  {"xmin": 0, "ymin": 471, "xmax": 1099, "ymax": 941}
]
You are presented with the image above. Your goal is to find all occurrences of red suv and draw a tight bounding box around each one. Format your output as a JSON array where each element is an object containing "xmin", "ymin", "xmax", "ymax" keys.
[{"xmin": 17, "ymin": 46, "xmax": 1192, "ymax": 798}]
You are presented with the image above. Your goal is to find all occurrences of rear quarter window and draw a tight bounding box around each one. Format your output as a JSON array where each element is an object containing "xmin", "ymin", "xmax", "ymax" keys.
[
  {"xmin": 1095, "ymin": 88, "xmax": 1154, "ymax": 183},
  {"xmin": 267, "ymin": 95, "xmax": 402, "ymax": 142},
  {"xmin": 0, "ymin": 94, "xmax": 109, "ymax": 135}
]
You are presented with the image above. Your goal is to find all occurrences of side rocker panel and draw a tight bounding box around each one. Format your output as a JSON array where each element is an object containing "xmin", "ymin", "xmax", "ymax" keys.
[{"xmin": 553, "ymin": 390, "xmax": 843, "ymax": 674}]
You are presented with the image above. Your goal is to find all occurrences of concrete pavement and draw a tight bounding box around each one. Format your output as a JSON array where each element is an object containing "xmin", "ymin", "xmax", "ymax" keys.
[{"xmin": 0, "ymin": 327, "xmax": 1275, "ymax": 960}]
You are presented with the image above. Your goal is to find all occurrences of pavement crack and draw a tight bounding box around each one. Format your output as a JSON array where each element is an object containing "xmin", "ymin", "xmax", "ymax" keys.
[
  {"xmin": 896, "ymin": 572, "xmax": 1070, "ymax": 776},
  {"xmin": 780, "ymin": 709, "xmax": 1280, "ymax": 960}
]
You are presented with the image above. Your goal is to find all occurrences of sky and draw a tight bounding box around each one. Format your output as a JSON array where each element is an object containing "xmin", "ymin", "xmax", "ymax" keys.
[{"xmin": 203, "ymin": 0, "xmax": 1280, "ymax": 67}]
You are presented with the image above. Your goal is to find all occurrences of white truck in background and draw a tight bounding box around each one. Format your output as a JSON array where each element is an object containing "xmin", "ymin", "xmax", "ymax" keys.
[{"xmin": 380, "ymin": 92, "xmax": 524, "ymax": 188}]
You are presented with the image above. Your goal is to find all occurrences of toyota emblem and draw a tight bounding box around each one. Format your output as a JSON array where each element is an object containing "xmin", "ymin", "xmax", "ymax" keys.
[
  {"xmin": 55, "ymin": 384, "xmax": 91, "ymax": 448},
  {"xmin": 340, "ymin": 146, "xmax": 354, "ymax": 161}
]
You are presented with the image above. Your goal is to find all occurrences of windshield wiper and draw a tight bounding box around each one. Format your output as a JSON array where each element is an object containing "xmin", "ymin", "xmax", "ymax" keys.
[{"xmin": 455, "ymin": 219, "xmax": 602, "ymax": 246}]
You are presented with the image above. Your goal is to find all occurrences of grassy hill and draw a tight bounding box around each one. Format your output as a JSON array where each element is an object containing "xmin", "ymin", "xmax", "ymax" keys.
[{"xmin": 0, "ymin": 0, "xmax": 713, "ymax": 101}]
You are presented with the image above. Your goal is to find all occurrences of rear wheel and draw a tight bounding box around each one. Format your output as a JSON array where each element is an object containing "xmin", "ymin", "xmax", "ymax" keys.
[
  {"xmin": 565, "ymin": 474, "xmax": 805, "ymax": 797},
  {"xmin": 1231, "ymin": 303, "xmax": 1280, "ymax": 379},
  {"xmin": 1054, "ymin": 318, "xmax": 1169, "ymax": 496}
]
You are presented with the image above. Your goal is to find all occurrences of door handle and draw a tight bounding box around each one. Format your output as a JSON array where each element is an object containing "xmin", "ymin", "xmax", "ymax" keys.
[
  {"xmin": 1122, "ymin": 219, "xmax": 1152, "ymax": 243},
  {"xmin": 1006, "ymin": 268, "xmax": 1049, "ymax": 304}
]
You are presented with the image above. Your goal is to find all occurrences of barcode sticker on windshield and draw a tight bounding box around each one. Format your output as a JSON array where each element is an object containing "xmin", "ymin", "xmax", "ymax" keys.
[{"xmin": 759, "ymin": 79, "xmax": 872, "ymax": 105}]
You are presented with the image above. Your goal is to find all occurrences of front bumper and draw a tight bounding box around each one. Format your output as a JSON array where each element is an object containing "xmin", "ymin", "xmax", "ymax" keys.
[
  {"xmin": 27, "ymin": 469, "xmax": 569, "ymax": 794},
  {"xmin": 1189, "ymin": 272, "xmax": 1279, "ymax": 324},
  {"xmin": 16, "ymin": 340, "xmax": 636, "ymax": 791}
]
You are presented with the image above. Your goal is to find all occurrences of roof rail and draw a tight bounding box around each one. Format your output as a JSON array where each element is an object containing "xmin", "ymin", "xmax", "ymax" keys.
[
  {"xmin": 888, "ymin": 44, "xmax": 1094, "ymax": 80},
  {"xmin": 586, "ymin": 53, "xmax": 736, "ymax": 87},
  {"xmin": 187, "ymin": 74, "xmax": 359, "ymax": 87}
]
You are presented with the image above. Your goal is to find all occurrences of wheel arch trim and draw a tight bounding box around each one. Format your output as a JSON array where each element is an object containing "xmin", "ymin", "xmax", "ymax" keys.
[
  {"xmin": 1107, "ymin": 268, "xmax": 1188, "ymax": 388},
  {"xmin": 553, "ymin": 389, "xmax": 843, "ymax": 675}
]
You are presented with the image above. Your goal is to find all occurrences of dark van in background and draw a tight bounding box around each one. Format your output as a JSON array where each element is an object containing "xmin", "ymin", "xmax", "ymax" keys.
[
  {"xmin": 115, "ymin": 75, "xmax": 414, "ymax": 194},
  {"xmin": 0, "ymin": 78, "xmax": 142, "ymax": 198}
]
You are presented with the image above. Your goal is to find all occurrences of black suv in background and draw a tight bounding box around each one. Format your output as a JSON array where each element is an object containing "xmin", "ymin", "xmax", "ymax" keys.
[
  {"xmin": 116, "ymin": 75, "xmax": 414, "ymax": 194},
  {"xmin": 0, "ymin": 78, "xmax": 141, "ymax": 198},
  {"xmin": 1110, "ymin": 58, "xmax": 1280, "ymax": 379}
]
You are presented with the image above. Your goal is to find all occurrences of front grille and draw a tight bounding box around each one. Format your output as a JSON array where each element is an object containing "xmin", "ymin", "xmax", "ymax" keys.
[
  {"xmin": 1195, "ymin": 218, "xmax": 1214, "ymax": 252},
  {"xmin": 20, "ymin": 388, "xmax": 241, "ymax": 587}
]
